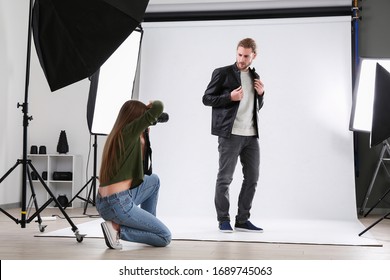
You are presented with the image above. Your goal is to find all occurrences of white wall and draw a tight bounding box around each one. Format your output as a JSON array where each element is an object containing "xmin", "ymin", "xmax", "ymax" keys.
[{"xmin": 0, "ymin": 1, "xmax": 29, "ymax": 205}]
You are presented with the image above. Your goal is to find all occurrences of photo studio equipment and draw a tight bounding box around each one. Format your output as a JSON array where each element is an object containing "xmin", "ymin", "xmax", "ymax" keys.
[
  {"xmin": 349, "ymin": 58, "xmax": 390, "ymax": 236},
  {"xmin": 0, "ymin": 0, "xmax": 149, "ymax": 242},
  {"xmin": 67, "ymin": 27, "xmax": 144, "ymax": 215}
]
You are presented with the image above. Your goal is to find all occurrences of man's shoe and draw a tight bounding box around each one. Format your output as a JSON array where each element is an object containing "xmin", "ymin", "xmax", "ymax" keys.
[
  {"xmin": 219, "ymin": 221, "xmax": 234, "ymax": 233},
  {"xmin": 234, "ymin": 221, "xmax": 263, "ymax": 232},
  {"xmin": 101, "ymin": 221, "xmax": 123, "ymax": 249}
]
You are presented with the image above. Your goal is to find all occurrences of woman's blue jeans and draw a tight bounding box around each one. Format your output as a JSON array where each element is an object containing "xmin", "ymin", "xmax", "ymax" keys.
[{"xmin": 96, "ymin": 174, "xmax": 171, "ymax": 247}]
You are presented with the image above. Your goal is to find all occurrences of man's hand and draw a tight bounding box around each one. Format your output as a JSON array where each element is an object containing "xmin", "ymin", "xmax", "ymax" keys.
[
  {"xmin": 231, "ymin": 86, "xmax": 243, "ymax": 101},
  {"xmin": 254, "ymin": 79, "xmax": 265, "ymax": 96}
]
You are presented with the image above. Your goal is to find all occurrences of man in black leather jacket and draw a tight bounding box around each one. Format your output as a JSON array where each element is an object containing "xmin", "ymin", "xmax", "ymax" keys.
[{"xmin": 202, "ymin": 38, "xmax": 265, "ymax": 233}]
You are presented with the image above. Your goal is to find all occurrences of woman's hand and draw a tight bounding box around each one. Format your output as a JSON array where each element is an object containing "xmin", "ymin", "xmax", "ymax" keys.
[{"xmin": 146, "ymin": 101, "xmax": 153, "ymax": 109}]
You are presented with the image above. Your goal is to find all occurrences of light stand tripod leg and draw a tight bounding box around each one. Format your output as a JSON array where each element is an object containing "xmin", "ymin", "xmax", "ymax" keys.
[
  {"xmin": 359, "ymin": 141, "xmax": 389, "ymax": 216},
  {"xmin": 364, "ymin": 186, "xmax": 390, "ymax": 217},
  {"xmin": 65, "ymin": 176, "xmax": 94, "ymax": 209},
  {"xmin": 359, "ymin": 211, "xmax": 390, "ymax": 236},
  {"xmin": 0, "ymin": 161, "xmax": 22, "ymax": 224},
  {"xmin": 25, "ymin": 165, "xmax": 46, "ymax": 232},
  {"xmin": 84, "ymin": 134, "xmax": 98, "ymax": 214},
  {"xmin": 83, "ymin": 177, "xmax": 97, "ymax": 215},
  {"xmin": 27, "ymin": 161, "xmax": 86, "ymax": 242},
  {"xmin": 65, "ymin": 134, "xmax": 98, "ymax": 215}
]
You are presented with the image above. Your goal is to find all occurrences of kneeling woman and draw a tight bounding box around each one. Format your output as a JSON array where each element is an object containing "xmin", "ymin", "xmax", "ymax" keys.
[{"xmin": 96, "ymin": 100, "xmax": 171, "ymax": 249}]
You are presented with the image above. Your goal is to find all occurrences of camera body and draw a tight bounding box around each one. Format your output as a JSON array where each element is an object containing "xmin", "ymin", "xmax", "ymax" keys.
[{"xmin": 152, "ymin": 112, "xmax": 169, "ymax": 125}]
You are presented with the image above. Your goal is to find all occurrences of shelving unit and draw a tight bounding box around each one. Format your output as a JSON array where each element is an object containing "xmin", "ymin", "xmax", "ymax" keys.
[{"xmin": 26, "ymin": 154, "xmax": 82, "ymax": 208}]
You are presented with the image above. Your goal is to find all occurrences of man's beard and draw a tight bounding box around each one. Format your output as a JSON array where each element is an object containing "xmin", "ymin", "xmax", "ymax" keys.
[{"xmin": 237, "ymin": 61, "xmax": 251, "ymax": 70}]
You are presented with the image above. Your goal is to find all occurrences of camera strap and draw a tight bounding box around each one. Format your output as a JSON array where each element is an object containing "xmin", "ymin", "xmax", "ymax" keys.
[{"xmin": 143, "ymin": 129, "xmax": 153, "ymax": 175}]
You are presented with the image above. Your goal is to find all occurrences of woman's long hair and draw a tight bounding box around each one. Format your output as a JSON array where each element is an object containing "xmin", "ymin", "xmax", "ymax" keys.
[{"xmin": 99, "ymin": 100, "xmax": 147, "ymax": 184}]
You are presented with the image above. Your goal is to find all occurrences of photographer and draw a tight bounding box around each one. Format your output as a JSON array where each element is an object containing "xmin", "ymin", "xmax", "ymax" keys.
[{"xmin": 96, "ymin": 100, "xmax": 171, "ymax": 249}]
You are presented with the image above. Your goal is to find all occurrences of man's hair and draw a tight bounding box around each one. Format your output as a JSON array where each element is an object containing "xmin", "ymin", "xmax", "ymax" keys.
[{"xmin": 237, "ymin": 38, "xmax": 257, "ymax": 54}]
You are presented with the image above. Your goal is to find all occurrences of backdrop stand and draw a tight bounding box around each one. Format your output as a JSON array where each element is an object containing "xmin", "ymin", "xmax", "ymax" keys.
[
  {"xmin": 0, "ymin": 0, "xmax": 85, "ymax": 242},
  {"xmin": 359, "ymin": 140, "xmax": 390, "ymax": 216},
  {"xmin": 66, "ymin": 134, "xmax": 98, "ymax": 215}
]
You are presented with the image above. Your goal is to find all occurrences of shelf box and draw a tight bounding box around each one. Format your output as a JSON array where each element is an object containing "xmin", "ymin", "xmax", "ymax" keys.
[{"xmin": 26, "ymin": 154, "xmax": 82, "ymax": 208}]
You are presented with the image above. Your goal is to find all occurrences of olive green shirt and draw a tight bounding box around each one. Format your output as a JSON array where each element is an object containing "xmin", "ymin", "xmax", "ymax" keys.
[{"xmin": 100, "ymin": 101, "xmax": 164, "ymax": 188}]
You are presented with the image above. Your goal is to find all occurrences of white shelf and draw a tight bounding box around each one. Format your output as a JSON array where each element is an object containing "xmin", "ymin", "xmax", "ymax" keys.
[{"xmin": 26, "ymin": 154, "xmax": 82, "ymax": 208}]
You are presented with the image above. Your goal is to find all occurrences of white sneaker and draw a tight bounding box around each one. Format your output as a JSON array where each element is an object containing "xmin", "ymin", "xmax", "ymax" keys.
[{"xmin": 101, "ymin": 221, "xmax": 122, "ymax": 250}]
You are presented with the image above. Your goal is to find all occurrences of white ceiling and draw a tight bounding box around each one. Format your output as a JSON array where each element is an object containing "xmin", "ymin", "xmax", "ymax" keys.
[{"xmin": 146, "ymin": 0, "xmax": 351, "ymax": 12}]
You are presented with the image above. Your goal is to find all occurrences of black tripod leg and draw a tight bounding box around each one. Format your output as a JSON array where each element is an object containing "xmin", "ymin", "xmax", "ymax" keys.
[
  {"xmin": 359, "ymin": 212, "xmax": 390, "ymax": 236},
  {"xmin": 0, "ymin": 160, "xmax": 21, "ymax": 183},
  {"xmin": 364, "ymin": 186, "xmax": 390, "ymax": 217},
  {"xmin": 83, "ymin": 177, "xmax": 96, "ymax": 215},
  {"xmin": 0, "ymin": 161, "xmax": 22, "ymax": 224},
  {"xmin": 25, "ymin": 165, "xmax": 47, "ymax": 232},
  {"xmin": 28, "ymin": 162, "xmax": 86, "ymax": 242},
  {"xmin": 65, "ymin": 176, "xmax": 93, "ymax": 209}
]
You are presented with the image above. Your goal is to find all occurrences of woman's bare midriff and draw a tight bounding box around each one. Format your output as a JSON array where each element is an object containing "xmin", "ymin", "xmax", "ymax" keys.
[{"xmin": 98, "ymin": 179, "xmax": 132, "ymax": 197}]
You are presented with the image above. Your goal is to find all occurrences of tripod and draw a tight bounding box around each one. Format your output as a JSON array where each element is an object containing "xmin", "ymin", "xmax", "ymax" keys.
[
  {"xmin": 0, "ymin": 0, "xmax": 85, "ymax": 242},
  {"xmin": 358, "ymin": 140, "xmax": 390, "ymax": 236},
  {"xmin": 359, "ymin": 140, "xmax": 390, "ymax": 216},
  {"xmin": 66, "ymin": 134, "xmax": 99, "ymax": 215}
]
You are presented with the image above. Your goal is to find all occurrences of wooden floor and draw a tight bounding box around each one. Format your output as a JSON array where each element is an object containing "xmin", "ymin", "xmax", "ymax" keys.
[{"xmin": 0, "ymin": 207, "xmax": 389, "ymax": 260}]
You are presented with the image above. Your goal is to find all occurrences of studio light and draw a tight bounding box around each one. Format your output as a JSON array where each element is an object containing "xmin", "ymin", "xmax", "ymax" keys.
[
  {"xmin": 87, "ymin": 28, "xmax": 143, "ymax": 136},
  {"xmin": 350, "ymin": 58, "xmax": 390, "ymax": 235},
  {"xmin": 350, "ymin": 58, "xmax": 390, "ymax": 146}
]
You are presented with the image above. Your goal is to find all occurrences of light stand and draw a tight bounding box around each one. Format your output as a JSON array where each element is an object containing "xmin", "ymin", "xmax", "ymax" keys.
[
  {"xmin": 0, "ymin": 0, "xmax": 85, "ymax": 242},
  {"xmin": 359, "ymin": 140, "xmax": 390, "ymax": 216},
  {"xmin": 66, "ymin": 134, "xmax": 99, "ymax": 215},
  {"xmin": 358, "ymin": 140, "xmax": 390, "ymax": 236}
]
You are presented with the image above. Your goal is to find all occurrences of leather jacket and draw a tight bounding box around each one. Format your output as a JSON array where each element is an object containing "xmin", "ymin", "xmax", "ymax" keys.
[{"xmin": 202, "ymin": 63, "xmax": 264, "ymax": 138}]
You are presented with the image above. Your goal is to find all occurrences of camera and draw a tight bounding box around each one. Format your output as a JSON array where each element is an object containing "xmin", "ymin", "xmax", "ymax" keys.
[{"xmin": 152, "ymin": 112, "xmax": 169, "ymax": 125}]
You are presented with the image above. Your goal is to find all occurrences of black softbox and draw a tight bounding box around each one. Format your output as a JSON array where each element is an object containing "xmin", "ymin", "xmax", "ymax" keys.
[
  {"xmin": 32, "ymin": 0, "xmax": 149, "ymax": 92},
  {"xmin": 371, "ymin": 63, "xmax": 390, "ymax": 147}
]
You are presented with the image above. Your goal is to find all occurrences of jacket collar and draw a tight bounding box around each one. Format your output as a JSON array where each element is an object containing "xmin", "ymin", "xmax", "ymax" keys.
[{"xmin": 233, "ymin": 62, "xmax": 258, "ymax": 79}]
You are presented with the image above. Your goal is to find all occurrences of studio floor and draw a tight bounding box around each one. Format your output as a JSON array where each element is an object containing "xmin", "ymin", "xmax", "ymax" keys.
[{"xmin": 0, "ymin": 207, "xmax": 389, "ymax": 260}]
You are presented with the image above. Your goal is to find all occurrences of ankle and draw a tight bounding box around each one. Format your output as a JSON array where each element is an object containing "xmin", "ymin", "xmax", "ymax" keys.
[{"xmin": 112, "ymin": 221, "xmax": 120, "ymax": 232}]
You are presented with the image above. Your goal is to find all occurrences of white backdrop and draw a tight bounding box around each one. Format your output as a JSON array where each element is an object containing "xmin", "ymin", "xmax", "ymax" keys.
[{"xmin": 137, "ymin": 16, "xmax": 356, "ymax": 222}]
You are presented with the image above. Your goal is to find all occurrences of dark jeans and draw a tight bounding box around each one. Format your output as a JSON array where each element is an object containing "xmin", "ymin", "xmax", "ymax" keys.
[{"xmin": 215, "ymin": 135, "xmax": 260, "ymax": 224}]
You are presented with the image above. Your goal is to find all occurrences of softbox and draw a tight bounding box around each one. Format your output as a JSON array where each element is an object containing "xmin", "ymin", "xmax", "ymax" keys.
[
  {"xmin": 87, "ymin": 28, "xmax": 143, "ymax": 135},
  {"xmin": 32, "ymin": 0, "xmax": 149, "ymax": 92},
  {"xmin": 371, "ymin": 63, "xmax": 390, "ymax": 147}
]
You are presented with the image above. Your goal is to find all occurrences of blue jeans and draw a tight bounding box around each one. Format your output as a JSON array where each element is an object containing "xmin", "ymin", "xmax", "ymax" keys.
[
  {"xmin": 215, "ymin": 135, "xmax": 260, "ymax": 223},
  {"xmin": 96, "ymin": 174, "xmax": 171, "ymax": 247}
]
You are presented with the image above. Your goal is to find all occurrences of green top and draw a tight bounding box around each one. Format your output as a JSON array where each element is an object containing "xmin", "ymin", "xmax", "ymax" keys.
[{"xmin": 100, "ymin": 101, "xmax": 164, "ymax": 188}]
